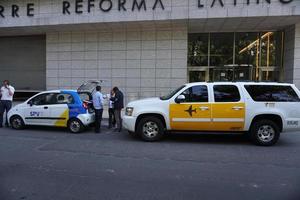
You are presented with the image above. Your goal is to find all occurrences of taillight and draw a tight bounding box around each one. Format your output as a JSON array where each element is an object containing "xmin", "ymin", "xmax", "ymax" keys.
[{"xmin": 83, "ymin": 101, "xmax": 88, "ymax": 109}]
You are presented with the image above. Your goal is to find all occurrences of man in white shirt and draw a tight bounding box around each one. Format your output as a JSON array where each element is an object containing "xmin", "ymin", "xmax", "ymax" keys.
[
  {"xmin": 0, "ymin": 80, "xmax": 15, "ymax": 128},
  {"xmin": 92, "ymin": 86, "xmax": 104, "ymax": 133}
]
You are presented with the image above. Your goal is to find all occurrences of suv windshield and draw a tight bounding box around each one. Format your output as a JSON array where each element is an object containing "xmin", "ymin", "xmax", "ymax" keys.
[{"xmin": 160, "ymin": 85, "xmax": 185, "ymax": 100}]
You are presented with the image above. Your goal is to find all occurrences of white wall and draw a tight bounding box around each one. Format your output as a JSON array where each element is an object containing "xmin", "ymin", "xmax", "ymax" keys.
[
  {"xmin": 0, "ymin": 0, "xmax": 299, "ymax": 28},
  {"xmin": 46, "ymin": 25, "xmax": 188, "ymax": 103}
]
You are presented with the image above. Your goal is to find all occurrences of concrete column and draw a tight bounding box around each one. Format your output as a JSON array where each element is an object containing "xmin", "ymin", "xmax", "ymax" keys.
[{"xmin": 284, "ymin": 23, "xmax": 300, "ymax": 88}]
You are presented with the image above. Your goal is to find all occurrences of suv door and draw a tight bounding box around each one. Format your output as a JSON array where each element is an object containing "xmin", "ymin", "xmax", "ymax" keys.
[
  {"xmin": 211, "ymin": 84, "xmax": 245, "ymax": 131},
  {"xmin": 24, "ymin": 93, "xmax": 55, "ymax": 125},
  {"xmin": 170, "ymin": 85, "xmax": 212, "ymax": 131}
]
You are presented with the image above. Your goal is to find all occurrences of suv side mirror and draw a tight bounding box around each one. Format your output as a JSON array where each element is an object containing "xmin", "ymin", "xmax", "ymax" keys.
[{"xmin": 175, "ymin": 95, "xmax": 185, "ymax": 104}]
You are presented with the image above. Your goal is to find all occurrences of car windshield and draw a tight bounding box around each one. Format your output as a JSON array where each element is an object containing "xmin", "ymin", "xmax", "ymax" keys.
[{"xmin": 160, "ymin": 85, "xmax": 185, "ymax": 100}]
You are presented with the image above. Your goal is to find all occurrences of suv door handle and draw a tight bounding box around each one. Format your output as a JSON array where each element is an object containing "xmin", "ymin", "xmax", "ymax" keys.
[
  {"xmin": 44, "ymin": 106, "xmax": 48, "ymax": 109},
  {"xmin": 199, "ymin": 106, "xmax": 209, "ymax": 111},
  {"xmin": 232, "ymin": 106, "xmax": 243, "ymax": 110}
]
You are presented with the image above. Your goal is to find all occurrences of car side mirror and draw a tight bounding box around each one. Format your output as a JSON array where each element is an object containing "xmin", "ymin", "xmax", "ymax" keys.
[
  {"xmin": 28, "ymin": 101, "xmax": 33, "ymax": 107},
  {"xmin": 175, "ymin": 95, "xmax": 185, "ymax": 104}
]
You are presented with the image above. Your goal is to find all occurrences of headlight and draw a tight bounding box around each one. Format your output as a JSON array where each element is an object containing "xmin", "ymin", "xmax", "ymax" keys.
[{"xmin": 125, "ymin": 107, "xmax": 134, "ymax": 116}]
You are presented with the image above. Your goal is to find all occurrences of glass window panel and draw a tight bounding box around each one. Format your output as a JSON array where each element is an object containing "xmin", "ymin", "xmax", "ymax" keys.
[
  {"xmin": 210, "ymin": 33, "xmax": 234, "ymax": 66},
  {"xmin": 181, "ymin": 85, "xmax": 208, "ymax": 102},
  {"xmin": 235, "ymin": 32, "xmax": 260, "ymax": 68},
  {"xmin": 213, "ymin": 85, "xmax": 240, "ymax": 102},
  {"xmin": 244, "ymin": 85, "xmax": 300, "ymax": 102},
  {"xmin": 188, "ymin": 33, "xmax": 209, "ymax": 66}
]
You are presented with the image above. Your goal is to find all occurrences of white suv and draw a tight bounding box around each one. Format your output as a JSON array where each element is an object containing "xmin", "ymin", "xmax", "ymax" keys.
[{"xmin": 123, "ymin": 82, "xmax": 300, "ymax": 146}]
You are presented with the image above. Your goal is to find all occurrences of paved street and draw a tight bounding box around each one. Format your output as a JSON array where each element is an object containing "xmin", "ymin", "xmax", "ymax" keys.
[{"xmin": 0, "ymin": 124, "xmax": 300, "ymax": 200}]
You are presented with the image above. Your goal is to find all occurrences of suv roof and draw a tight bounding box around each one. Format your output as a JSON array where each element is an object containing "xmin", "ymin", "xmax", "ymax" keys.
[{"xmin": 185, "ymin": 82, "xmax": 295, "ymax": 87}]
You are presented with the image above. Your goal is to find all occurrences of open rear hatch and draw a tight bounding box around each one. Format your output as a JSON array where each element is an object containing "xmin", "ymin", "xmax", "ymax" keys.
[
  {"xmin": 77, "ymin": 80, "xmax": 102, "ymax": 94},
  {"xmin": 77, "ymin": 80, "xmax": 103, "ymax": 113}
]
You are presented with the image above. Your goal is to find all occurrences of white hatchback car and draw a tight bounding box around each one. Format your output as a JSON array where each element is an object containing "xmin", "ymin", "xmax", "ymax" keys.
[{"xmin": 8, "ymin": 81, "xmax": 100, "ymax": 133}]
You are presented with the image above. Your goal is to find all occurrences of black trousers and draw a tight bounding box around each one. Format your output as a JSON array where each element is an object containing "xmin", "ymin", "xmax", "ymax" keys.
[
  {"xmin": 0, "ymin": 100, "xmax": 12, "ymax": 126},
  {"xmin": 94, "ymin": 109, "xmax": 103, "ymax": 133},
  {"xmin": 108, "ymin": 108, "xmax": 116, "ymax": 128},
  {"xmin": 114, "ymin": 109, "xmax": 122, "ymax": 131}
]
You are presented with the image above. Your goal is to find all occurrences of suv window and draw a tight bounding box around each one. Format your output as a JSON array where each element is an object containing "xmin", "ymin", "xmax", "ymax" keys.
[
  {"xmin": 214, "ymin": 85, "xmax": 240, "ymax": 102},
  {"xmin": 181, "ymin": 85, "xmax": 208, "ymax": 102},
  {"xmin": 244, "ymin": 85, "xmax": 300, "ymax": 102}
]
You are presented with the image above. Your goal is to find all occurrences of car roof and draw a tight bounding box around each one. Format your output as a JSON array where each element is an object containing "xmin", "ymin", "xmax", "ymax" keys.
[{"xmin": 38, "ymin": 90, "xmax": 77, "ymax": 94}]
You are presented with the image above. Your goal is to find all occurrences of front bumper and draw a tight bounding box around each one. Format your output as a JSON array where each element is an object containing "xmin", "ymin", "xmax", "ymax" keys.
[{"xmin": 122, "ymin": 115, "xmax": 136, "ymax": 132}]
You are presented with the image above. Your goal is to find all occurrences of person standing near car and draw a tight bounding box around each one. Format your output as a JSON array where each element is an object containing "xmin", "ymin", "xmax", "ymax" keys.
[
  {"xmin": 92, "ymin": 86, "xmax": 104, "ymax": 133},
  {"xmin": 107, "ymin": 89, "xmax": 116, "ymax": 129},
  {"xmin": 110, "ymin": 87, "xmax": 124, "ymax": 132},
  {"xmin": 0, "ymin": 80, "xmax": 15, "ymax": 128}
]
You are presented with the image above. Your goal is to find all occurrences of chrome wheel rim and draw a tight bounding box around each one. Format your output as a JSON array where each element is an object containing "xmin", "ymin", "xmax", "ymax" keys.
[
  {"xmin": 70, "ymin": 121, "xmax": 81, "ymax": 133},
  {"xmin": 12, "ymin": 118, "xmax": 22, "ymax": 129},
  {"xmin": 142, "ymin": 121, "xmax": 159, "ymax": 138},
  {"xmin": 257, "ymin": 125, "xmax": 275, "ymax": 143}
]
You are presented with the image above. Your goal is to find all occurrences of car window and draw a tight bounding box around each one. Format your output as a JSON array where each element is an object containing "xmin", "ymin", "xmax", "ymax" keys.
[
  {"xmin": 180, "ymin": 85, "xmax": 208, "ymax": 102},
  {"xmin": 214, "ymin": 85, "xmax": 240, "ymax": 102},
  {"xmin": 79, "ymin": 92, "xmax": 91, "ymax": 102},
  {"xmin": 244, "ymin": 85, "xmax": 300, "ymax": 102},
  {"xmin": 30, "ymin": 93, "xmax": 58, "ymax": 105},
  {"xmin": 57, "ymin": 93, "xmax": 75, "ymax": 104}
]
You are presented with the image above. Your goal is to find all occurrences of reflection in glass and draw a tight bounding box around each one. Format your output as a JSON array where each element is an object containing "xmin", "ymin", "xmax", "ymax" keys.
[
  {"xmin": 188, "ymin": 34, "xmax": 209, "ymax": 66},
  {"xmin": 187, "ymin": 32, "xmax": 284, "ymax": 83},
  {"xmin": 210, "ymin": 33, "xmax": 234, "ymax": 66}
]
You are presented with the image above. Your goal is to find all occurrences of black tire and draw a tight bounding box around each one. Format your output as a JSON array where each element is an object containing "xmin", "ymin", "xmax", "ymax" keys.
[
  {"xmin": 250, "ymin": 119, "xmax": 280, "ymax": 146},
  {"xmin": 68, "ymin": 118, "xmax": 84, "ymax": 134},
  {"xmin": 10, "ymin": 115, "xmax": 25, "ymax": 130},
  {"xmin": 137, "ymin": 116, "xmax": 165, "ymax": 142}
]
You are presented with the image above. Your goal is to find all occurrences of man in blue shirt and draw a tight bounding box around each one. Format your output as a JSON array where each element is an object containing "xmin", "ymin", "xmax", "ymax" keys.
[{"xmin": 92, "ymin": 86, "xmax": 104, "ymax": 133}]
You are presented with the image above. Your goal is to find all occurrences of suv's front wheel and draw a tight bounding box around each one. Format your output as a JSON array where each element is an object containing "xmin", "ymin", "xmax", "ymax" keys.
[
  {"xmin": 250, "ymin": 119, "xmax": 280, "ymax": 146},
  {"xmin": 137, "ymin": 116, "xmax": 165, "ymax": 142}
]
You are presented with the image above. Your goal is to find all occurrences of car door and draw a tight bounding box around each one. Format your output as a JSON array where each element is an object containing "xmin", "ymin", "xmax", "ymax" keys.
[
  {"xmin": 48, "ymin": 93, "xmax": 74, "ymax": 127},
  {"xmin": 211, "ymin": 84, "xmax": 245, "ymax": 131},
  {"xmin": 169, "ymin": 85, "xmax": 212, "ymax": 131},
  {"xmin": 23, "ymin": 93, "xmax": 53, "ymax": 125}
]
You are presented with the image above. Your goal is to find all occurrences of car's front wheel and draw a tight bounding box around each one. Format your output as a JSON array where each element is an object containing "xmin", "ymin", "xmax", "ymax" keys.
[
  {"xmin": 68, "ymin": 119, "xmax": 84, "ymax": 134},
  {"xmin": 10, "ymin": 115, "xmax": 25, "ymax": 130},
  {"xmin": 137, "ymin": 116, "xmax": 165, "ymax": 142},
  {"xmin": 250, "ymin": 119, "xmax": 280, "ymax": 146}
]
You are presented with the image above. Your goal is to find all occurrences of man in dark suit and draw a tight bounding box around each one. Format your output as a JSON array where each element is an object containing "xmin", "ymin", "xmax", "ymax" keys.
[{"xmin": 110, "ymin": 87, "xmax": 124, "ymax": 132}]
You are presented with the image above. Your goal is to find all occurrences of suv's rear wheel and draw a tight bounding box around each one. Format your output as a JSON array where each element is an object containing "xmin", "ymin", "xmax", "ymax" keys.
[
  {"xmin": 10, "ymin": 116, "xmax": 25, "ymax": 130},
  {"xmin": 137, "ymin": 116, "xmax": 164, "ymax": 142},
  {"xmin": 68, "ymin": 119, "xmax": 84, "ymax": 134},
  {"xmin": 250, "ymin": 119, "xmax": 280, "ymax": 146}
]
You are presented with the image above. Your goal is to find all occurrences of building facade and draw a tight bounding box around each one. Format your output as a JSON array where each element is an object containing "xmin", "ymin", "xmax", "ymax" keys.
[{"xmin": 0, "ymin": 0, "xmax": 299, "ymax": 103}]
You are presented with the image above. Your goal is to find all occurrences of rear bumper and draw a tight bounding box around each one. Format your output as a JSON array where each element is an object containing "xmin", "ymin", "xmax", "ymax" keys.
[
  {"xmin": 122, "ymin": 115, "xmax": 136, "ymax": 132},
  {"xmin": 77, "ymin": 113, "xmax": 95, "ymax": 126}
]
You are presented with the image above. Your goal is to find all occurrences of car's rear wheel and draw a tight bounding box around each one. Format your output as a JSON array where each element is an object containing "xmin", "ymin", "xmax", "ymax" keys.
[
  {"xmin": 68, "ymin": 119, "xmax": 84, "ymax": 134},
  {"xmin": 250, "ymin": 119, "xmax": 280, "ymax": 146},
  {"xmin": 10, "ymin": 115, "xmax": 25, "ymax": 130},
  {"xmin": 137, "ymin": 116, "xmax": 165, "ymax": 142}
]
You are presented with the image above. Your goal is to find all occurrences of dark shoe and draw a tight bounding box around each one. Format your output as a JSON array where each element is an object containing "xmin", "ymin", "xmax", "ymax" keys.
[
  {"xmin": 118, "ymin": 129, "xmax": 122, "ymax": 132},
  {"xmin": 0, "ymin": 125, "xmax": 3, "ymax": 128},
  {"xmin": 5, "ymin": 124, "xmax": 9, "ymax": 128}
]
